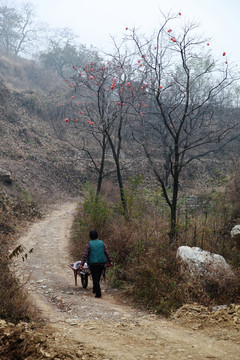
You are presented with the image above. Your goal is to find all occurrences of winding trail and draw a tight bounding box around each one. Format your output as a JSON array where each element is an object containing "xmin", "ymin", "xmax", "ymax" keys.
[{"xmin": 15, "ymin": 201, "xmax": 240, "ymax": 360}]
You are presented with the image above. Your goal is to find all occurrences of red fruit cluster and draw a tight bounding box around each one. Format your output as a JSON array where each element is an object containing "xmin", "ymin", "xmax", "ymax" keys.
[{"xmin": 110, "ymin": 78, "xmax": 117, "ymax": 90}]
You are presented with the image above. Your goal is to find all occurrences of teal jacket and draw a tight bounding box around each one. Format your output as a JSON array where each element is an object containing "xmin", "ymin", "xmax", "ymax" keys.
[
  {"xmin": 88, "ymin": 239, "xmax": 107, "ymax": 264},
  {"xmin": 81, "ymin": 238, "xmax": 113, "ymax": 265}
]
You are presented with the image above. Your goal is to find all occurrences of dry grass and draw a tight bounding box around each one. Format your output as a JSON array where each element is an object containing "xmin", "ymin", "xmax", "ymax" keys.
[
  {"xmin": 0, "ymin": 253, "xmax": 33, "ymax": 322},
  {"xmin": 0, "ymin": 188, "xmax": 40, "ymax": 323}
]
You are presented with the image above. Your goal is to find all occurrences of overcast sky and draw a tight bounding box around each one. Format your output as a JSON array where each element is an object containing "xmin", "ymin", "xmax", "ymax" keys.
[{"xmin": 13, "ymin": 0, "xmax": 240, "ymax": 65}]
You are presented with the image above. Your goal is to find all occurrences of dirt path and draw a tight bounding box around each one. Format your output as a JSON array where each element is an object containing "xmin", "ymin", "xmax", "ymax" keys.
[{"xmin": 15, "ymin": 201, "xmax": 240, "ymax": 360}]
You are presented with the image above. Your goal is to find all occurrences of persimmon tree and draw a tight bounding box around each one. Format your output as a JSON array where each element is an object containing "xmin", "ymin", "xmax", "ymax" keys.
[
  {"xmin": 59, "ymin": 50, "xmax": 141, "ymax": 214},
  {"xmin": 125, "ymin": 13, "xmax": 239, "ymax": 242},
  {"xmin": 56, "ymin": 91, "xmax": 109, "ymax": 199}
]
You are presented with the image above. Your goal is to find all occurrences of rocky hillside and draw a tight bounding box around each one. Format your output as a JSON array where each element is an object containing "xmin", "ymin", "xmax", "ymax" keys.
[
  {"xmin": 0, "ymin": 53, "xmax": 239, "ymax": 208},
  {"xmin": 0, "ymin": 55, "xmax": 87, "ymax": 206}
]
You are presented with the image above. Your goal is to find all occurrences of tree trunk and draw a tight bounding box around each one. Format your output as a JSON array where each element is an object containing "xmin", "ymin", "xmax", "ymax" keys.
[
  {"xmin": 96, "ymin": 136, "xmax": 107, "ymax": 198},
  {"xmin": 169, "ymin": 163, "xmax": 179, "ymax": 244},
  {"xmin": 107, "ymin": 136, "xmax": 128, "ymax": 216},
  {"xmin": 169, "ymin": 204, "xmax": 177, "ymax": 244}
]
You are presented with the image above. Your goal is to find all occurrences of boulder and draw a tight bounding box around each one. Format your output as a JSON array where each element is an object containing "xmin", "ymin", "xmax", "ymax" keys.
[
  {"xmin": 176, "ymin": 246, "xmax": 235, "ymax": 283},
  {"xmin": 0, "ymin": 168, "xmax": 13, "ymax": 184},
  {"xmin": 231, "ymin": 225, "xmax": 240, "ymax": 250},
  {"xmin": 231, "ymin": 225, "xmax": 240, "ymax": 240}
]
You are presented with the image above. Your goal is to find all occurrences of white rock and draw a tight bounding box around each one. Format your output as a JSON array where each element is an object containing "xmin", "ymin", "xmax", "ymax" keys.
[
  {"xmin": 231, "ymin": 225, "xmax": 240, "ymax": 240},
  {"xmin": 176, "ymin": 246, "xmax": 235, "ymax": 281}
]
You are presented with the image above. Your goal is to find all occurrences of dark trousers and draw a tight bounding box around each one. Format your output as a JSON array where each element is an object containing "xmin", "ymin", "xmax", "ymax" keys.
[{"xmin": 89, "ymin": 264, "xmax": 105, "ymax": 297}]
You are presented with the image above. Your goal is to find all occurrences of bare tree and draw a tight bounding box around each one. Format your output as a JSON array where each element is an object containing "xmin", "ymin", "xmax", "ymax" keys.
[
  {"xmin": 0, "ymin": 2, "xmax": 41, "ymax": 56},
  {"xmin": 125, "ymin": 13, "xmax": 239, "ymax": 242},
  {"xmin": 39, "ymin": 28, "xmax": 101, "ymax": 79}
]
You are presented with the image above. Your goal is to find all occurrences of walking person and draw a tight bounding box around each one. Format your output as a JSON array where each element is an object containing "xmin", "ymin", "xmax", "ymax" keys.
[{"xmin": 80, "ymin": 230, "xmax": 113, "ymax": 298}]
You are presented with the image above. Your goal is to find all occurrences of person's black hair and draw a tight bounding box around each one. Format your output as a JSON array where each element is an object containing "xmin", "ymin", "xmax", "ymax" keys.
[{"xmin": 89, "ymin": 230, "xmax": 98, "ymax": 240}]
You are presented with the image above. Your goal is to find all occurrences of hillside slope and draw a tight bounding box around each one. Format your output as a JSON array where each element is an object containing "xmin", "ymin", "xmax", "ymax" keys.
[{"xmin": 0, "ymin": 55, "xmax": 87, "ymax": 206}]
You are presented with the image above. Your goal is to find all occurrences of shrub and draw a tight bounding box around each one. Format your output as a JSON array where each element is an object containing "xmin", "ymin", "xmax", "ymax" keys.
[{"xmin": 83, "ymin": 189, "xmax": 110, "ymax": 229}]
